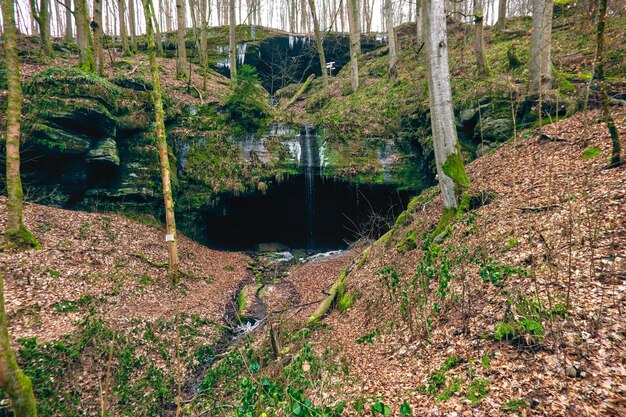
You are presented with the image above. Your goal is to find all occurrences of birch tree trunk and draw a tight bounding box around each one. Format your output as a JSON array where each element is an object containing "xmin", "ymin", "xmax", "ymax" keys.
[
  {"xmin": 29, "ymin": 0, "xmax": 54, "ymax": 57},
  {"xmin": 529, "ymin": 0, "xmax": 553, "ymax": 95},
  {"xmin": 75, "ymin": 0, "xmax": 95, "ymax": 71},
  {"xmin": 474, "ymin": 0, "xmax": 490, "ymax": 76},
  {"xmin": 385, "ymin": 0, "xmax": 397, "ymax": 79},
  {"xmin": 141, "ymin": 0, "xmax": 181, "ymax": 283},
  {"xmin": 423, "ymin": 0, "xmax": 470, "ymax": 211},
  {"xmin": 2, "ymin": 0, "xmax": 41, "ymax": 251},
  {"xmin": 594, "ymin": 0, "xmax": 621, "ymax": 165},
  {"xmin": 64, "ymin": 0, "xmax": 73, "ymax": 41},
  {"xmin": 200, "ymin": 0, "xmax": 209, "ymax": 89},
  {"xmin": 347, "ymin": 0, "xmax": 360, "ymax": 91},
  {"xmin": 93, "ymin": 0, "xmax": 105, "ymax": 76},
  {"xmin": 497, "ymin": 0, "xmax": 506, "ymax": 30},
  {"xmin": 308, "ymin": 0, "xmax": 329, "ymax": 87},
  {"xmin": 118, "ymin": 0, "xmax": 130, "ymax": 55},
  {"xmin": 229, "ymin": 0, "xmax": 238, "ymax": 83}
]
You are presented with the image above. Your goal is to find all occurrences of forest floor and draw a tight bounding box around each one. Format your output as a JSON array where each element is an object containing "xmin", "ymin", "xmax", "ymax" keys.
[
  {"xmin": 0, "ymin": 199, "xmax": 252, "ymax": 414},
  {"xmin": 241, "ymin": 109, "xmax": 626, "ymax": 417}
]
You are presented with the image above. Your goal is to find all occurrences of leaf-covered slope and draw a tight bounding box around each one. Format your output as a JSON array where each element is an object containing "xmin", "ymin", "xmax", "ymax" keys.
[
  {"xmin": 309, "ymin": 110, "xmax": 626, "ymax": 416},
  {"xmin": 0, "ymin": 198, "xmax": 251, "ymax": 415}
]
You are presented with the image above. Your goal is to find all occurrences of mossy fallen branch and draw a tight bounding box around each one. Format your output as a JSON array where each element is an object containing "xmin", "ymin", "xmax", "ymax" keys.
[
  {"xmin": 307, "ymin": 247, "xmax": 371, "ymax": 323},
  {"xmin": 283, "ymin": 74, "xmax": 315, "ymax": 109}
]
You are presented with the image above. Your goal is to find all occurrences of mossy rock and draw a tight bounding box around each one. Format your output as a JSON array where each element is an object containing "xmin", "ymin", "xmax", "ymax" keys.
[
  {"xmin": 26, "ymin": 67, "xmax": 121, "ymax": 111},
  {"xmin": 397, "ymin": 229, "xmax": 418, "ymax": 253}
]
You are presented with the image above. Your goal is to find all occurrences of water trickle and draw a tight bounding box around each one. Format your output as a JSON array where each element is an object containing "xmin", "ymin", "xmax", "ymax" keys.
[{"xmin": 300, "ymin": 126, "xmax": 320, "ymax": 248}]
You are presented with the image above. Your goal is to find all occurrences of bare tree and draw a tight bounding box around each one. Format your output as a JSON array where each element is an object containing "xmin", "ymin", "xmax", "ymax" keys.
[
  {"xmin": 92, "ymin": 0, "xmax": 105, "ymax": 76},
  {"xmin": 474, "ymin": 0, "xmax": 490, "ymax": 75},
  {"xmin": 64, "ymin": 0, "xmax": 73, "ymax": 41},
  {"xmin": 29, "ymin": 0, "xmax": 54, "ymax": 57},
  {"xmin": 176, "ymin": 0, "xmax": 188, "ymax": 77},
  {"xmin": 128, "ymin": 0, "xmax": 137, "ymax": 52},
  {"xmin": 308, "ymin": 0, "xmax": 329, "ymax": 87},
  {"xmin": 75, "ymin": 0, "xmax": 95, "ymax": 71},
  {"xmin": 229, "ymin": 0, "xmax": 238, "ymax": 83},
  {"xmin": 346, "ymin": 0, "xmax": 359, "ymax": 91},
  {"xmin": 141, "ymin": 0, "xmax": 181, "ymax": 283},
  {"xmin": 497, "ymin": 0, "xmax": 506, "ymax": 30},
  {"xmin": 423, "ymin": 0, "xmax": 470, "ymax": 211},
  {"xmin": 385, "ymin": 0, "xmax": 397, "ymax": 78},
  {"xmin": 118, "ymin": 0, "xmax": 130, "ymax": 54},
  {"xmin": 529, "ymin": 0, "xmax": 554, "ymax": 95},
  {"xmin": 593, "ymin": 0, "xmax": 621, "ymax": 166},
  {"xmin": 2, "ymin": 0, "xmax": 42, "ymax": 251}
]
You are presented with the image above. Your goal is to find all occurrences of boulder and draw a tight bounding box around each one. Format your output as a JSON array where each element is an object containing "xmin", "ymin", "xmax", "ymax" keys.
[
  {"xmin": 474, "ymin": 117, "xmax": 513, "ymax": 143},
  {"xmin": 87, "ymin": 138, "xmax": 120, "ymax": 166}
]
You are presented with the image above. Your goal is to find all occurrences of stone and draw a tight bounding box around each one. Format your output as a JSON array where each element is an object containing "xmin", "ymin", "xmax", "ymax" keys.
[
  {"xmin": 87, "ymin": 138, "xmax": 120, "ymax": 166},
  {"xmin": 474, "ymin": 117, "xmax": 514, "ymax": 143},
  {"xmin": 476, "ymin": 143, "xmax": 492, "ymax": 157},
  {"xmin": 28, "ymin": 123, "xmax": 92, "ymax": 155},
  {"xmin": 254, "ymin": 242, "xmax": 290, "ymax": 252},
  {"xmin": 459, "ymin": 108, "xmax": 479, "ymax": 126}
]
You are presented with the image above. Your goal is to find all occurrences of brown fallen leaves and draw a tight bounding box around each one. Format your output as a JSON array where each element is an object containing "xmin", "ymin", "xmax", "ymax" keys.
[{"xmin": 283, "ymin": 110, "xmax": 626, "ymax": 417}]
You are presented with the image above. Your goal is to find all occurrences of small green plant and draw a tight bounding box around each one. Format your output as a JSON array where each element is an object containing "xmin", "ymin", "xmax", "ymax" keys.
[
  {"xmin": 223, "ymin": 264, "xmax": 235, "ymax": 272},
  {"xmin": 399, "ymin": 401, "xmax": 413, "ymax": 417},
  {"xmin": 466, "ymin": 378, "xmax": 490, "ymax": 406},
  {"xmin": 501, "ymin": 398, "xmax": 527, "ymax": 413},
  {"xmin": 582, "ymin": 147, "xmax": 601, "ymax": 159},
  {"xmin": 356, "ymin": 328, "xmax": 381, "ymax": 345},
  {"xmin": 53, "ymin": 295, "xmax": 92, "ymax": 313},
  {"xmin": 371, "ymin": 400, "xmax": 392, "ymax": 416}
]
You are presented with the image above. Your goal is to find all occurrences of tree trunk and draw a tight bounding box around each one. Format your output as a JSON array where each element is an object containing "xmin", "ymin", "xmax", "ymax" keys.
[
  {"xmin": 200, "ymin": 0, "xmax": 209, "ymax": 89},
  {"xmin": 385, "ymin": 0, "xmax": 396, "ymax": 79},
  {"xmin": 118, "ymin": 0, "xmax": 130, "ymax": 54},
  {"xmin": 497, "ymin": 0, "xmax": 506, "ymax": 30},
  {"xmin": 128, "ymin": 0, "xmax": 137, "ymax": 52},
  {"xmin": 308, "ymin": 0, "xmax": 328, "ymax": 87},
  {"xmin": 141, "ymin": 0, "xmax": 180, "ymax": 284},
  {"xmin": 229, "ymin": 0, "xmax": 237, "ymax": 83},
  {"xmin": 594, "ymin": 0, "xmax": 621, "ymax": 165},
  {"xmin": 29, "ymin": 0, "xmax": 54, "ymax": 57},
  {"xmin": 75, "ymin": 0, "xmax": 95, "ymax": 71},
  {"xmin": 474, "ymin": 0, "xmax": 490, "ymax": 76},
  {"xmin": 93, "ymin": 0, "xmax": 105, "ymax": 76},
  {"xmin": 2, "ymin": 0, "xmax": 41, "ymax": 253},
  {"xmin": 346, "ymin": 0, "xmax": 359, "ymax": 91},
  {"xmin": 151, "ymin": 1, "xmax": 164, "ymax": 56},
  {"xmin": 423, "ymin": 0, "xmax": 470, "ymax": 210},
  {"xmin": 0, "ymin": 274, "xmax": 38, "ymax": 417},
  {"xmin": 64, "ymin": 0, "xmax": 73, "ymax": 41},
  {"xmin": 415, "ymin": 0, "xmax": 422, "ymax": 43},
  {"xmin": 175, "ymin": 0, "xmax": 187, "ymax": 77},
  {"xmin": 529, "ymin": 0, "xmax": 553, "ymax": 95}
]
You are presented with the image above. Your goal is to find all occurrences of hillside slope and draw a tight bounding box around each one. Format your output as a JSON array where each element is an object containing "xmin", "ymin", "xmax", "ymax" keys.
[
  {"xmin": 313, "ymin": 109, "xmax": 626, "ymax": 416},
  {"xmin": 187, "ymin": 110, "xmax": 626, "ymax": 416},
  {"xmin": 0, "ymin": 200, "xmax": 251, "ymax": 415}
]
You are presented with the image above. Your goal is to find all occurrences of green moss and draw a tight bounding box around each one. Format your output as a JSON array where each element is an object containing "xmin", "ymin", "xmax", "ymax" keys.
[
  {"xmin": 396, "ymin": 230, "xmax": 418, "ymax": 253},
  {"xmin": 356, "ymin": 247, "xmax": 371, "ymax": 269},
  {"xmin": 442, "ymin": 152, "xmax": 470, "ymax": 188},
  {"xmin": 236, "ymin": 290, "xmax": 246, "ymax": 318},
  {"xmin": 3, "ymin": 224, "xmax": 41, "ymax": 251},
  {"xmin": 431, "ymin": 207, "xmax": 457, "ymax": 240},
  {"xmin": 337, "ymin": 291, "xmax": 355, "ymax": 312},
  {"xmin": 466, "ymin": 378, "xmax": 490, "ymax": 406}
]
